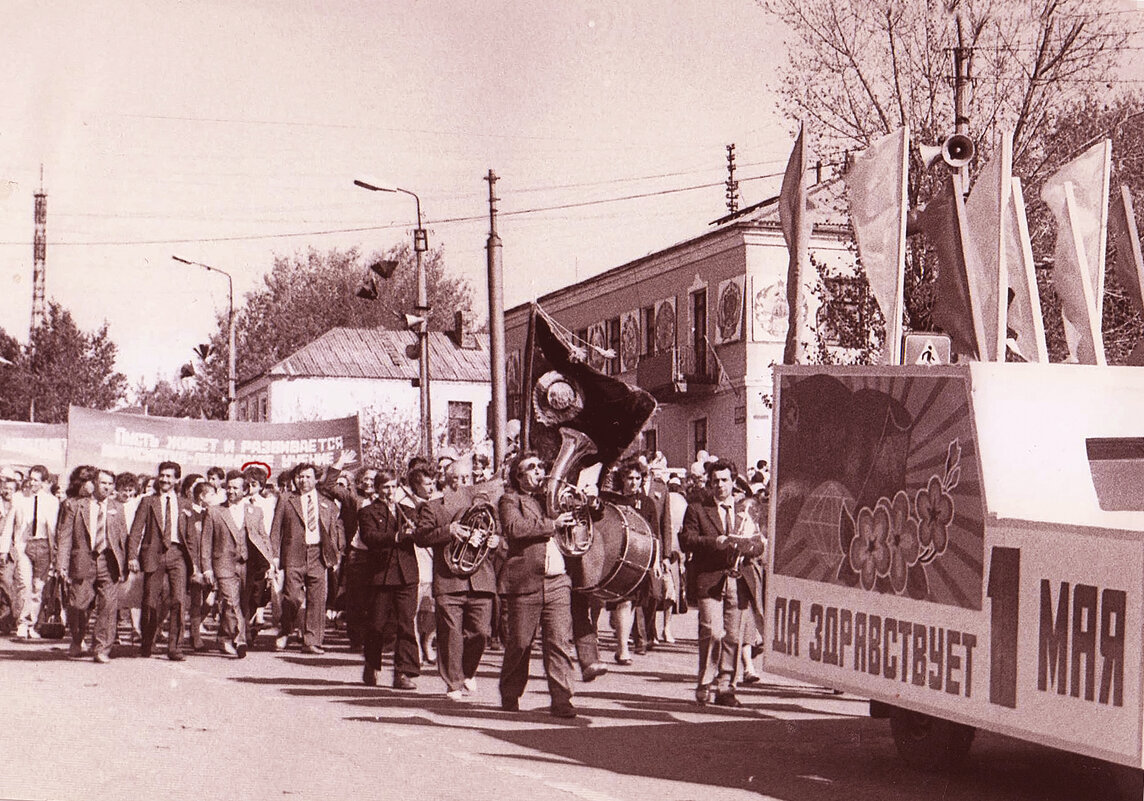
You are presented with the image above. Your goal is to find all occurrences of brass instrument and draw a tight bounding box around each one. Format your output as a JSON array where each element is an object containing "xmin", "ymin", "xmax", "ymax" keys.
[
  {"xmin": 444, "ymin": 500, "xmax": 499, "ymax": 577},
  {"xmin": 544, "ymin": 427, "xmax": 599, "ymax": 557},
  {"xmin": 726, "ymin": 494, "xmax": 767, "ymax": 579}
]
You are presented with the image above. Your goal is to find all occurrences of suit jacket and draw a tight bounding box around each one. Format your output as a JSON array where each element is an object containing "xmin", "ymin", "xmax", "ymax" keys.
[
  {"xmin": 128, "ymin": 492, "xmax": 193, "ymax": 572},
  {"xmin": 319, "ymin": 467, "xmax": 365, "ymax": 547},
  {"xmin": 204, "ymin": 502, "xmax": 268, "ymax": 578},
  {"xmin": 56, "ymin": 497, "xmax": 129, "ymax": 582},
  {"xmin": 414, "ymin": 485, "xmax": 499, "ymax": 596},
  {"xmin": 270, "ymin": 490, "xmax": 341, "ymax": 569},
  {"xmin": 358, "ymin": 500, "xmax": 419, "ymax": 586},
  {"xmin": 186, "ymin": 506, "xmax": 208, "ymax": 577},
  {"xmin": 497, "ymin": 490, "xmax": 558, "ymax": 597},
  {"xmin": 679, "ymin": 495, "xmax": 763, "ymax": 600}
]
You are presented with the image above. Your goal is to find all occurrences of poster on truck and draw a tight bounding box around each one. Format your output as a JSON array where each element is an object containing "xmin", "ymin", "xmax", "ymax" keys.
[{"xmin": 766, "ymin": 365, "xmax": 1144, "ymax": 768}]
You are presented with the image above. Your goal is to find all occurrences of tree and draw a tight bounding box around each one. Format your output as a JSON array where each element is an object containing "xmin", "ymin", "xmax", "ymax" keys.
[
  {"xmin": 761, "ymin": 0, "xmax": 1129, "ymax": 339},
  {"xmin": 155, "ymin": 244, "xmax": 475, "ymax": 419},
  {"xmin": 0, "ymin": 302, "xmax": 128, "ymax": 423},
  {"xmin": 359, "ymin": 405, "xmax": 448, "ymax": 475},
  {"xmin": 132, "ymin": 377, "xmax": 213, "ymax": 419}
]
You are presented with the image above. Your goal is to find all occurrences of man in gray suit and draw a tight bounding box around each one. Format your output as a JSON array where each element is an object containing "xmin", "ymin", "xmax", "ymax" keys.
[
  {"xmin": 203, "ymin": 470, "xmax": 270, "ymax": 658},
  {"xmin": 57, "ymin": 468, "xmax": 129, "ymax": 663}
]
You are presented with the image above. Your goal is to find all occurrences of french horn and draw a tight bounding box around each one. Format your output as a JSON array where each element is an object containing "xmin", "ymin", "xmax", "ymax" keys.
[{"xmin": 444, "ymin": 500, "xmax": 499, "ymax": 577}]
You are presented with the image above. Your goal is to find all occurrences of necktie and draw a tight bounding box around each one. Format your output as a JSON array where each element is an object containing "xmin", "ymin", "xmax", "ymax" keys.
[
  {"xmin": 722, "ymin": 503, "xmax": 733, "ymax": 536},
  {"xmin": 31, "ymin": 495, "xmax": 38, "ymax": 539},
  {"xmin": 94, "ymin": 501, "xmax": 107, "ymax": 553},
  {"xmin": 164, "ymin": 495, "xmax": 173, "ymax": 540},
  {"xmin": 306, "ymin": 495, "xmax": 318, "ymax": 535}
]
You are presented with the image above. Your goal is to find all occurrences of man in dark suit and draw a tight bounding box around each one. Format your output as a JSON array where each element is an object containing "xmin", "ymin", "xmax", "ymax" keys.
[
  {"xmin": 203, "ymin": 470, "xmax": 269, "ymax": 658},
  {"xmin": 414, "ymin": 474, "xmax": 502, "ymax": 700},
  {"xmin": 57, "ymin": 468, "xmax": 128, "ymax": 663},
  {"xmin": 270, "ymin": 462, "xmax": 341, "ymax": 655},
  {"xmin": 679, "ymin": 459, "xmax": 764, "ymax": 708},
  {"xmin": 358, "ymin": 469, "xmax": 421, "ymax": 689},
  {"xmin": 497, "ymin": 451, "xmax": 578, "ymax": 718},
  {"xmin": 128, "ymin": 460, "xmax": 193, "ymax": 661}
]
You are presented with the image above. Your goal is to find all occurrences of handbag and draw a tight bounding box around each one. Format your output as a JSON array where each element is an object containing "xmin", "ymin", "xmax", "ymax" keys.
[{"xmin": 36, "ymin": 570, "xmax": 67, "ymax": 639}]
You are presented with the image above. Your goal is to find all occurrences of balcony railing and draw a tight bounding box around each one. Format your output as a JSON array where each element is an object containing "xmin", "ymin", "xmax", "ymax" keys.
[{"xmin": 635, "ymin": 344, "xmax": 719, "ymax": 400}]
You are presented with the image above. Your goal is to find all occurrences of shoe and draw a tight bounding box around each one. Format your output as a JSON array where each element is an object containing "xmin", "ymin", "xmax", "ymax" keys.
[
  {"xmin": 14, "ymin": 624, "xmax": 28, "ymax": 639},
  {"xmin": 695, "ymin": 685, "xmax": 713, "ymax": 706},
  {"xmin": 168, "ymin": 652, "xmax": 186, "ymax": 662},
  {"xmin": 27, "ymin": 628, "xmax": 41, "ymax": 640},
  {"xmin": 663, "ymin": 632, "xmax": 676, "ymax": 644},
  {"xmin": 550, "ymin": 703, "xmax": 577, "ymax": 719},
  {"xmin": 614, "ymin": 653, "xmax": 633, "ymax": 666},
  {"xmin": 236, "ymin": 644, "xmax": 248, "ymax": 659},
  {"xmin": 582, "ymin": 663, "xmax": 608, "ymax": 682},
  {"xmin": 301, "ymin": 645, "xmax": 326, "ymax": 655},
  {"xmin": 393, "ymin": 674, "xmax": 417, "ymax": 691},
  {"xmin": 140, "ymin": 646, "xmax": 152, "ymax": 658},
  {"xmin": 68, "ymin": 641, "xmax": 84, "ymax": 658},
  {"xmin": 362, "ymin": 665, "xmax": 377, "ymax": 687},
  {"xmin": 713, "ymin": 691, "xmax": 743, "ymax": 708},
  {"xmin": 445, "ymin": 689, "xmax": 464, "ymax": 701},
  {"xmin": 274, "ymin": 635, "xmax": 289, "ymax": 652},
  {"xmin": 220, "ymin": 640, "xmax": 238, "ymax": 657},
  {"xmin": 633, "ymin": 645, "xmax": 647, "ymax": 656},
  {"xmin": 500, "ymin": 697, "xmax": 519, "ymax": 712},
  {"xmin": 94, "ymin": 652, "xmax": 111, "ymax": 664},
  {"xmin": 462, "ymin": 676, "xmax": 478, "ymax": 695},
  {"xmin": 192, "ymin": 639, "xmax": 208, "ymax": 652},
  {"xmin": 741, "ymin": 674, "xmax": 761, "ymax": 685}
]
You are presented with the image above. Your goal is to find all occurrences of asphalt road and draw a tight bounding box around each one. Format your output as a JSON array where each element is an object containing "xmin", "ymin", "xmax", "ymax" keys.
[{"xmin": 0, "ymin": 610, "xmax": 1136, "ymax": 801}]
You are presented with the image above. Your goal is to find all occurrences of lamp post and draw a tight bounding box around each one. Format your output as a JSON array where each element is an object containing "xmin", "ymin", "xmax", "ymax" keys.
[
  {"xmin": 354, "ymin": 178, "xmax": 433, "ymax": 459},
  {"xmin": 172, "ymin": 256, "xmax": 236, "ymax": 421}
]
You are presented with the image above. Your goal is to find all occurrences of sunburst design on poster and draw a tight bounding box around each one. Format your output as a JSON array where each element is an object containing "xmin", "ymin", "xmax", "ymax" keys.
[
  {"xmin": 772, "ymin": 371, "xmax": 985, "ymax": 610},
  {"xmin": 715, "ymin": 276, "xmax": 745, "ymax": 344},
  {"xmin": 619, "ymin": 310, "xmax": 640, "ymax": 372},
  {"xmin": 654, "ymin": 298, "xmax": 676, "ymax": 353}
]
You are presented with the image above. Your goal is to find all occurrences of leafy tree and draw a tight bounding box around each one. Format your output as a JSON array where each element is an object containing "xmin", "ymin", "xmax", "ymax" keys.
[
  {"xmin": 150, "ymin": 244, "xmax": 475, "ymax": 419},
  {"xmin": 359, "ymin": 405, "xmax": 448, "ymax": 475},
  {"xmin": 132, "ymin": 377, "xmax": 213, "ymax": 419},
  {"xmin": 0, "ymin": 302, "xmax": 128, "ymax": 423},
  {"xmin": 760, "ymin": 0, "xmax": 1129, "ymax": 341}
]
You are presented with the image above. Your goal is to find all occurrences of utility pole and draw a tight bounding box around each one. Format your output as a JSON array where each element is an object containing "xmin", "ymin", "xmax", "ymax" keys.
[
  {"xmin": 31, "ymin": 166, "xmax": 46, "ymax": 334},
  {"xmin": 951, "ymin": 14, "xmax": 973, "ymax": 185},
  {"xmin": 725, "ymin": 144, "xmax": 740, "ymax": 215},
  {"xmin": 484, "ymin": 169, "xmax": 507, "ymax": 470}
]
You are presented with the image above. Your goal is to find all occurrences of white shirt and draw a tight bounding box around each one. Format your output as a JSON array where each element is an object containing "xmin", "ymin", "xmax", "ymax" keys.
[
  {"xmin": 719, "ymin": 500, "xmax": 735, "ymax": 535},
  {"xmin": 544, "ymin": 536, "xmax": 567, "ymax": 577},
  {"xmin": 228, "ymin": 502, "xmax": 246, "ymax": 532},
  {"xmin": 88, "ymin": 498, "xmax": 109, "ymax": 551}
]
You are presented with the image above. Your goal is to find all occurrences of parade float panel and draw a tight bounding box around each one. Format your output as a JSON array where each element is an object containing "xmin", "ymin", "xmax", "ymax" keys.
[{"xmin": 766, "ymin": 363, "xmax": 1144, "ymax": 768}]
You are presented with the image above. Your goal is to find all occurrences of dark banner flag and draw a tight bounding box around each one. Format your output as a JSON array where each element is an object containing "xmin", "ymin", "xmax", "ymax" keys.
[
  {"xmin": 0, "ymin": 421, "xmax": 68, "ymax": 476},
  {"xmin": 66, "ymin": 406, "xmax": 361, "ymax": 478}
]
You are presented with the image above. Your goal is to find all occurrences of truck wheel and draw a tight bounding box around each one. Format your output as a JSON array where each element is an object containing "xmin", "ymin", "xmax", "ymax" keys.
[{"xmin": 888, "ymin": 707, "xmax": 975, "ymax": 771}]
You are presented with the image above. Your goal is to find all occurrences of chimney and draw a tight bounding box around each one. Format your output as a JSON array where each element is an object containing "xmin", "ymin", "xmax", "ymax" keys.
[{"xmin": 452, "ymin": 310, "xmax": 465, "ymax": 347}]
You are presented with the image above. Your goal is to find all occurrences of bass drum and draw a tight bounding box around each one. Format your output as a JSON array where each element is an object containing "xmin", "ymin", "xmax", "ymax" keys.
[{"xmin": 570, "ymin": 502, "xmax": 659, "ymax": 603}]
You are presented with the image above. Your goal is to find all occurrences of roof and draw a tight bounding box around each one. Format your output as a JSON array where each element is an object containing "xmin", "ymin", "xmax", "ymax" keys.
[
  {"xmin": 261, "ymin": 327, "xmax": 489, "ymax": 384},
  {"xmin": 710, "ymin": 176, "xmax": 850, "ymax": 229}
]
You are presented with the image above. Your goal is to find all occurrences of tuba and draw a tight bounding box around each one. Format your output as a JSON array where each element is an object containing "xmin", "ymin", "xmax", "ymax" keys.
[
  {"xmin": 544, "ymin": 427, "xmax": 598, "ymax": 557},
  {"xmin": 444, "ymin": 500, "xmax": 499, "ymax": 577}
]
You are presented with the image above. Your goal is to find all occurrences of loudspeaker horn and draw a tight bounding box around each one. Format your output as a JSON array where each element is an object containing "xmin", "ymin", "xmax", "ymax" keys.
[{"xmin": 920, "ymin": 134, "xmax": 976, "ymax": 170}]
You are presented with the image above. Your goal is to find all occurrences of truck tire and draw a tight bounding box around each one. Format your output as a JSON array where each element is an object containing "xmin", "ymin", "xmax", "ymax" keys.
[{"xmin": 888, "ymin": 707, "xmax": 975, "ymax": 771}]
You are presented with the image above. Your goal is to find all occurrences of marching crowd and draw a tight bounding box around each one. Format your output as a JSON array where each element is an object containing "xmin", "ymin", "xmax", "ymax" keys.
[{"xmin": 0, "ymin": 449, "xmax": 771, "ymax": 717}]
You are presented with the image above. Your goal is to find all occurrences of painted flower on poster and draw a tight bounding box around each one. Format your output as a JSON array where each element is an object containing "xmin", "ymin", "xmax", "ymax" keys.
[{"xmin": 839, "ymin": 439, "xmax": 959, "ymax": 600}]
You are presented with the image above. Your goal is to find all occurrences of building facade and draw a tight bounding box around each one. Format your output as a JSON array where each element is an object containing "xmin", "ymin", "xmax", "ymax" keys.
[
  {"xmin": 235, "ymin": 326, "xmax": 491, "ymax": 452},
  {"xmin": 504, "ymin": 183, "xmax": 853, "ymax": 472}
]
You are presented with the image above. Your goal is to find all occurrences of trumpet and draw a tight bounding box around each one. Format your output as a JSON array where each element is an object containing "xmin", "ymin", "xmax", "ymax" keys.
[{"xmin": 444, "ymin": 501, "xmax": 499, "ymax": 577}]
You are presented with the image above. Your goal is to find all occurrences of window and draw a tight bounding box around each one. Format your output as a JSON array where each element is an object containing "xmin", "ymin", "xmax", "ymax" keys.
[
  {"xmin": 641, "ymin": 306, "xmax": 656, "ymax": 355},
  {"xmin": 692, "ymin": 417, "xmax": 707, "ymax": 461},
  {"xmin": 259, "ymin": 395, "xmax": 268, "ymax": 422},
  {"xmin": 643, "ymin": 429, "xmax": 657, "ymax": 456},
  {"xmin": 691, "ymin": 288, "xmax": 707, "ymax": 376},
  {"xmin": 817, "ymin": 276, "xmax": 871, "ymax": 349},
  {"xmin": 447, "ymin": 401, "xmax": 473, "ymax": 449},
  {"xmin": 606, "ymin": 316, "xmax": 621, "ymax": 375}
]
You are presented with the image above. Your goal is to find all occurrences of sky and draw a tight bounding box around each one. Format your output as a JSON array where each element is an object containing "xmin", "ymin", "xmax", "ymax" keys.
[
  {"xmin": 0, "ymin": 0, "xmax": 796, "ymax": 389},
  {"xmin": 3, "ymin": 1, "xmax": 1143, "ymax": 391}
]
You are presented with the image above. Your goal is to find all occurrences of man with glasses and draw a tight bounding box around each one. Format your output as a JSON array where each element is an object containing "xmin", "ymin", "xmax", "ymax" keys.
[{"xmin": 497, "ymin": 452, "xmax": 578, "ymax": 718}]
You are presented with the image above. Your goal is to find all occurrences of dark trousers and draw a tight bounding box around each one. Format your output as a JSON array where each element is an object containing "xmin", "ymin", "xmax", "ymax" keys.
[
  {"xmin": 342, "ymin": 549, "xmax": 371, "ymax": 648},
  {"xmin": 69, "ymin": 551, "xmax": 120, "ymax": 657},
  {"xmin": 188, "ymin": 579, "xmax": 209, "ymax": 649},
  {"xmin": 281, "ymin": 545, "xmax": 327, "ymax": 647},
  {"xmin": 364, "ymin": 582, "xmax": 419, "ymax": 677},
  {"xmin": 499, "ymin": 574, "xmax": 575, "ymax": 708},
  {"xmin": 217, "ymin": 569, "xmax": 248, "ymax": 646},
  {"xmin": 435, "ymin": 591, "xmax": 493, "ymax": 691},
  {"xmin": 141, "ymin": 545, "xmax": 188, "ymax": 656},
  {"xmin": 571, "ymin": 592, "xmax": 601, "ymax": 670}
]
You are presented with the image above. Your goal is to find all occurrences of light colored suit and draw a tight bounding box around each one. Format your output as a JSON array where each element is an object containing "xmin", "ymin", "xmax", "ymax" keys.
[{"xmin": 56, "ymin": 497, "xmax": 129, "ymax": 658}]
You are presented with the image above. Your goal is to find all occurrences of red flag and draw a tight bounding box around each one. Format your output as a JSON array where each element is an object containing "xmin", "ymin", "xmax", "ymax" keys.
[{"xmin": 779, "ymin": 125, "xmax": 814, "ymax": 364}]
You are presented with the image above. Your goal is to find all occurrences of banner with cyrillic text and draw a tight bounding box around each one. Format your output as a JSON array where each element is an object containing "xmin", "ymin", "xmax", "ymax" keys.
[
  {"xmin": 65, "ymin": 406, "xmax": 360, "ymax": 478},
  {"xmin": 0, "ymin": 421, "xmax": 68, "ymax": 476}
]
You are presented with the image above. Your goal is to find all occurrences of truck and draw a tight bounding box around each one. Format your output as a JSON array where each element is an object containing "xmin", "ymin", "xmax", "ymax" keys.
[{"xmin": 764, "ymin": 362, "xmax": 1144, "ymax": 784}]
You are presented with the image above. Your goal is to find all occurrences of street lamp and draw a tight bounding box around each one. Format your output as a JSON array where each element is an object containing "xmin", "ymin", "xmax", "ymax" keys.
[
  {"xmin": 172, "ymin": 256, "xmax": 236, "ymax": 421},
  {"xmin": 354, "ymin": 178, "xmax": 433, "ymax": 459}
]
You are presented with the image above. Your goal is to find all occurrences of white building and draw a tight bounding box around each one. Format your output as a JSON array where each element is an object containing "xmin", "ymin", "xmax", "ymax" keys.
[{"xmin": 235, "ymin": 326, "xmax": 491, "ymax": 451}]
